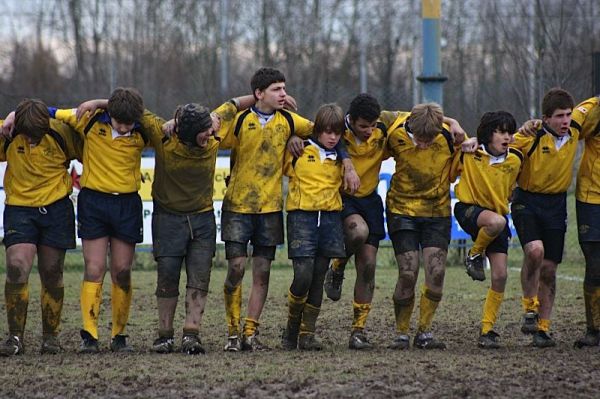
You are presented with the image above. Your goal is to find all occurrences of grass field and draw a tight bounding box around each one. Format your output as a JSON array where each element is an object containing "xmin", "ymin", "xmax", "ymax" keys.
[{"xmin": 0, "ymin": 247, "xmax": 599, "ymax": 398}]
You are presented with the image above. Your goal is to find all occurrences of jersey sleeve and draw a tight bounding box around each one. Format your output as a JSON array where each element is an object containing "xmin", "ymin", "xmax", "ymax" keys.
[
  {"xmin": 510, "ymin": 132, "xmax": 535, "ymax": 154},
  {"xmin": 139, "ymin": 109, "xmax": 166, "ymax": 148},
  {"xmin": 213, "ymin": 101, "xmax": 238, "ymax": 147},
  {"xmin": 573, "ymin": 97, "xmax": 600, "ymax": 140},
  {"xmin": 379, "ymin": 110, "xmax": 408, "ymax": 129},
  {"xmin": 449, "ymin": 150, "xmax": 463, "ymax": 182},
  {"xmin": 50, "ymin": 119, "xmax": 84, "ymax": 160},
  {"xmin": 291, "ymin": 113, "xmax": 314, "ymax": 139},
  {"xmin": 0, "ymin": 121, "xmax": 6, "ymax": 162},
  {"xmin": 49, "ymin": 108, "xmax": 94, "ymax": 138},
  {"xmin": 283, "ymin": 149, "xmax": 294, "ymax": 178}
]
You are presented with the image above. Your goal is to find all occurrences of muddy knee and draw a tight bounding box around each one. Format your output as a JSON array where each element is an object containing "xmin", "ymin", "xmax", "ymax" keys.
[{"xmin": 156, "ymin": 257, "xmax": 182, "ymax": 298}]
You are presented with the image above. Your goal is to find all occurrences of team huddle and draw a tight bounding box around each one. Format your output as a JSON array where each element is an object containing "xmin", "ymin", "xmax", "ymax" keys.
[{"xmin": 1, "ymin": 67, "xmax": 599, "ymax": 356}]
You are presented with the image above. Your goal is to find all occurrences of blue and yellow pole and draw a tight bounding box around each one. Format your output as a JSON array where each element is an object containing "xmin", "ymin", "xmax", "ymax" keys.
[{"xmin": 417, "ymin": 0, "xmax": 447, "ymax": 105}]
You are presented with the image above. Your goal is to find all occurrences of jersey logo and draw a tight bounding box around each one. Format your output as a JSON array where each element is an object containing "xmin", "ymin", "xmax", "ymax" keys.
[
  {"xmin": 247, "ymin": 122, "xmax": 257, "ymax": 130},
  {"xmin": 98, "ymin": 128, "xmax": 107, "ymax": 136},
  {"xmin": 307, "ymin": 154, "xmax": 316, "ymax": 162},
  {"xmin": 542, "ymin": 146, "xmax": 550, "ymax": 154},
  {"xmin": 396, "ymin": 139, "xmax": 406, "ymax": 146},
  {"xmin": 577, "ymin": 106, "xmax": 588, "ymax": 114},
  {"xmin": 473, "ymin": 154, "xmax": 482, "ymax": 162},
  {"xmin": 17, "ymin": 146, "xmax": 25, "ymax": 154}
]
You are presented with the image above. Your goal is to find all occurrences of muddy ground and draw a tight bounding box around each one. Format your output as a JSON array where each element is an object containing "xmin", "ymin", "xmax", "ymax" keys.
[{"xmin": 0, "ymin": 262, "xmax": 599, "ymax": 398}]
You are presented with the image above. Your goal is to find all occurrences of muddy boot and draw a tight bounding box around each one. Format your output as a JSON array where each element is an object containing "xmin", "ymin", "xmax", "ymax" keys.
[
  {"xmin": 110, "ymin": 334, "xmax": 134, "ymax": 353},
  {"xmin": 349, "ymin": 330, "xmax": 373, "ymax": 350},
  {"xmin": 181, "ymin": 332, "xmax": 205, "ymax": 355},
  {"xmin": 281, "ymin": 322, "xmax": 300, "ymax": 351},
  {"xmin": 532, "ymin": 330, "xmax": 556, "ymax": 348},
  {"xmin": 79, "ymin": 330, "xmax": 99, "ymax": 354},
  {"xmin": 389, "ymin": 334, "xmax": 410, "ymax": 350},
  {"xmin": 414, "ymin": 331, "xmax": 446, "ymax": 350},
  {"xmin": 521, "ymin": 311, "xmax": 538, "ymax": 334},
  {"xmin": 41, "ymin": 334, "xmax": 63, "ymax": 355},
  {"xmin": 574, "ymin": 328, "xmax": 600, "ymax": 348},
  {"xmin": 298, "ymin": 333, "xmax": 323, "ymax": 351},
  {"xmin": 0, "ymin": 335, "xmax": 23, "ymax": 357},
  {"xmin": 478, "ymin": 331, "xmax": 500, "ymax": 349},
  {"xmin": 242, "ymin": 331, "xmax": 270, "ymax": 351}
]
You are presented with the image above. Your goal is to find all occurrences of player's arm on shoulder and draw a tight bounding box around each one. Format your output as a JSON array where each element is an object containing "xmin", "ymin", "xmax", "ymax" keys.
[
  {"xmin": 443, "ymin": 116, "xmax": 467, "ymax": 145},
  {"xmin": 573, "ymin": 97, "xmax": 600, "ymax": 139}
]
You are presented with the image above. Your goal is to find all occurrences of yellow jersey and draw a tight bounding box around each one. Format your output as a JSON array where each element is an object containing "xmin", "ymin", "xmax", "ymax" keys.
[
  {"xmin": 0, "ymin": 119, "xmax": 82, "ymax": 206},
  {"xmin": 451, "ymin": 146, "xmax": 523, "ymax": 215},
  {"xmin": 284, "ymin": 139, "xmax": 342, "ymax": 211},
  {"xmin": 573, "ymin": 97, "xmax": 600, "ymax": 203}
]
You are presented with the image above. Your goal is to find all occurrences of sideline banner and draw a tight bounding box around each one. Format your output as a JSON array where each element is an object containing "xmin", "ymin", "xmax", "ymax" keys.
[{"xmin": 0, "ymin": 157, "xmax": 514, "ymax": 245}]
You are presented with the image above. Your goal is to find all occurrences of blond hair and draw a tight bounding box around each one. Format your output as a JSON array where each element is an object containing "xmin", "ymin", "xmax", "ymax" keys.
[
  {"xmin": 313, "ymin": 103, "xmax": 344, "ymax": 139},
  {"xmin": 409, "ymin": 102, "xmax": 443, "ymax": 142}
]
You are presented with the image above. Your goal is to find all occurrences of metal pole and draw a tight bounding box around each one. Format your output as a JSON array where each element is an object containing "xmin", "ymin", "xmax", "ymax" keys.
[
  {"xmin": 219, "ymin": 0, "xmax": 229, "ymax": 98},
  {"xmin": 417, "ymin": 0, "xmax": 447, "ymax": 105}
]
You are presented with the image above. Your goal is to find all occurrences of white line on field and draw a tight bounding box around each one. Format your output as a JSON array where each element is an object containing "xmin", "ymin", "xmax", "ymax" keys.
[{"xmin": 508, "ymin": 267, "xmax": 583, "ymax": 282}]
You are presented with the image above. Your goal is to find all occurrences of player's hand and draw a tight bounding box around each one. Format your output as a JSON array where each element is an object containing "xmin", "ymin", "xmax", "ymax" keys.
[
  {"xmin": 1, "ymin": 111, "xmax": 16, "ymax": 138},
  {"xmin": 76, "ymin": 99, "xmax": 107, "ymax": 121},
  {"xmin": 446, "ymin": 118, "xmax": 466, "ymax": 145},
  {"xmin": 343, "ymin": 159, "xmax": 360, "ymax": 195},
  {"xmin": 287, "ymin": 135, "xmax": 305, "ymax": 157},
  {"xmin": 210, "ymin": 112, "xmax": 221, "ymax": 134},
  {"xmin": 461, "ymin": 137, "xmax": 478, "ymax": 153},
  {"xmin": 284, "ymin": 95, "xmax": 298, "ymax": 112},
  {"xmin": 162, "ymin": 119, "xmax": 176, "ymax": 137},
  {"xmin": 519, "ymin": 119, "xmax": 541, "ymax": 136}
]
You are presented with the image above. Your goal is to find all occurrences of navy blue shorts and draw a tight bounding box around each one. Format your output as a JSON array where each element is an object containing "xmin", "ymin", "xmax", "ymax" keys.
[
  {"xmin": 386, "ymin": 212, "xmax": 451, "ymax": 254},
  {"xmin": 454, "ymin": 202, "xmax": 511, "ymax": 254},
  {"xmin": 341, "ymin": 191, "xmax": 385, "ymax": 248},
  {"xmin": 3, "ymin": 196, "xmax": 75, "ymax": 249},
  {"xmin": 77, "ymin": 188, "xmax": 143, "ymax": 243},
  {"xmin": 221, "ymin": 211, "xmax": 284, "ymax": 249},
  {"xmin": 577, "ymin": 200, "xmax": 600, "ymax": 243},
  {"xmin": 511, "ymin": 188, "xmax": 566, "ymax": 263},
  {"xmin": 287, "ymin": 210, "xmax": 345, "ymax": 259}
]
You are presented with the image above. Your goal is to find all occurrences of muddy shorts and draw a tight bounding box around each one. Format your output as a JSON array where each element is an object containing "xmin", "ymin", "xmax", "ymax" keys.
[
  {"xmin": 3, "ymin": 196, "xmax": 75, "ymax": 249},
  {"xmin": 454, "ymin": 202, "xmax": 511, "ymax": 254},
  {"xmin": 386, "ymin": 212, "xmax": 451, "ymax": 254},
  {"xmin": 221, "ymin": 211, "xmax": 283, "ymax": 259},
  {"xmin": 287, "ymin": 210, "xmax": 346, "ymax": 259},
  {"xmin": 152, "ymin": 206, "xmax": 216, "ymax": 295},
  {"xmin": 77, "ymin": 188, "xmax": 143, "ymax": 243},
  {"xmin": 576, "ymin": 200, "xmax": 600, "ymax": 243},
  {"xmin": 511, "ymin": 188, "xmax": 566, "ymax": 263},
  {"xmin": 341, "ymin": 190, "xmax": 386, "ymax": 248}
]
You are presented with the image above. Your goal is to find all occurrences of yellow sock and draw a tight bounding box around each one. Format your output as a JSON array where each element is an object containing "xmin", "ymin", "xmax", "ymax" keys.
[
  {"xmin": 5, "ymin": 282, "xmax": 29, "ymax": 337},
  {"xmin": 521, "ymin": 296, "xmax": 540, "ymax": 313},
  {"xmin": 300, "ymin": 303, "xmax": 321, "ymax": 335},
  {"xmin": 224, "ymin": 284, "xmax": 242, "ymax": 336},
  {"xmin": 584, "ymin": 285, "xmax": 600, "ymax": 330},
  {"xmin": 393, "ymin": 296, "xmax": 415, "ymax": 334},
  {"xmin": 111, "ymin": 283, "xmax": 132, "ymax": 337},
  {"xmin": 538, "ymin": 318, "xmax": 551, "ymax": 332},
  {"xmin": 287, "ymin": 290, "xmax": 307, "ymax": 326},
  {"xmin": 331, "ymin": 258, "xmax": 346, "ymax": 272},
  {"xmin": 352, "ymin": 301, "xmax": 372, "ymax": 331},
  {"xmin": 481, "ymin": 288, "xmax": 504, "ymax": 334},
  {"xmin": 471, "ymin": 228, "xmax": 497, "ymax": 255},
  {"xmin": 418, "ymin": 285, "xmax": 442, "ymax": 333},
  {"xmin": 243, "ymin": 318, "xmax": 259, "ymax": 337},
  {"xmin": 41, "ymin": 285, "xmax": 64, "ymax": 336},
  {"xmin": 81, "ymin": 281, "xmax": 103, "ymax": 339}
]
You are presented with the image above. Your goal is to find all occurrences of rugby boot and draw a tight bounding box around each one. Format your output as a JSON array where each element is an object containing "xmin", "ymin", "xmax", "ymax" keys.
[
  {"xmin": 110, "ymin": 334, "xmax": 134, "ymax": 353},
  {"xmin": 478, "ymin": 330, "xmax": 500, "ymax": 349},
  {"xmin": 348, "ymin": 330, "xmax": 373, "ymax": 350},
  {"xmin": 521, "ymin": 311, "xmax": 539, "ymax": 334},
  {"xmin": 532, "ymin": 330, "xmax": 556, "ymax": 348},
  {"xmin": 41, "ymin": 334, "xmax": 63, "ymax": 354},
  {"xmin": 79, "ymin": 330, "xmax": 99, "ymax": 354},
  {"xmin": 0, "ymin": 335, "xmax": 23, "ymax": 357},
  {"xmin": 574, "ymin": 328, "xmax": 600, "ymax": 348},
  {"xmin": 465, "ymin": 253, "xmax": 485, "ymax": 281},
  {"xmin": 242, "ymin": 331, "xmax": 270, "ymax": 351},
  {"xmin": 281, "ymin": 323, "xmax": 300, "ymax": 351},
  {"xmin": 298, "ymin": 334, "xmax": 323, "ymax": 351},
  {"xmin": 224, "ymin": 335, "xmax": 242, "ymax": 352},
  {"xmin": 324, "ymin": 266, "xmax": 344, "ymax": 301},
  {"xmin": 414, "ymin": 331, "xmax": 446, "ymax": 349},
  {"xmin": 181, "ymin": 333, "xmax": 205, "ymax": 355},
  {"xmin": 151, "ymin": 336, "xmax": 175, "ymax": 354},
  {"xmin": 389, "ymin": 334, "xmax": 410, "ymax": 350}
]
